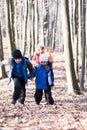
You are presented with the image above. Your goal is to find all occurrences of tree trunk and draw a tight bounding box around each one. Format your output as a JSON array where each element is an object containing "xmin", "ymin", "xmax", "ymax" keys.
[
  {"xmin": 61, "ymin": 0, "xmax": 81, "ymax": 95},
  {"xmin": 0, "ymin": 24, "xmax": 7, "ymax": 78},
  {"xmin": 6, "ymin": 0, "xmax": 16, "ymax": 56},
  {"xmin": 80, "ymin": 0, "xmax": 86, "ymax": 90}
]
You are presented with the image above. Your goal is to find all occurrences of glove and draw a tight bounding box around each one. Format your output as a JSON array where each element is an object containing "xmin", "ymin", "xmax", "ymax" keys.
[
  {"xmin": 25, "ymin": 83, "xmax": 28, "ymax": 87},
  {"xmin": 0, "ymin": 62, "xmax": 4, "ymax": 67},
  {"xmin": 7, "ymin": 78, "xmax": 11, "ymax": 85},
  {"xmin": 48, "ymin": 71, "xmax": 52, "ymax": 86}
]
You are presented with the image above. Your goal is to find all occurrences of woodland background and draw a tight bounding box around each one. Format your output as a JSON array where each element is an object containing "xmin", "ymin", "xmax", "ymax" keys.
[{"xmin": 0, "ymin": 0, "xmax": 87, "ymax": 129}]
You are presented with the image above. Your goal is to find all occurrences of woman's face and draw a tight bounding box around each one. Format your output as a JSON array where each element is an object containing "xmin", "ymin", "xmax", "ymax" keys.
[{"xmin": 14, "ymin": 58, "xmax": 22, "ymax": 64}]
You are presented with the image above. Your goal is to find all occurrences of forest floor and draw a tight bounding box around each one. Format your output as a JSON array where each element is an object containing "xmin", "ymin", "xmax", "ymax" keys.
[{"xmin": 0, "ymin": 51, "xmax": 87, "ymax": 130}]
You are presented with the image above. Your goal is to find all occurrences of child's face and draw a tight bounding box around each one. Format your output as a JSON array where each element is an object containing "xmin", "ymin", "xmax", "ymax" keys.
[
  {"xmin": 39, "ymin": 47, "xmax": 45, "ymax": 53},
  {"xmin": 40, "ymin": 61, "xmax": 47, "ymax": 66},
  {"xmin": 14, "ymin": 58, "xmax": 22, "ymax": 64}
]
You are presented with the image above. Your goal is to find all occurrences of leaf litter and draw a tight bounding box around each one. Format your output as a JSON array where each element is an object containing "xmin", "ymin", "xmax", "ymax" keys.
[{"xmin": 0, "ymin": 52, "xmax": 87, "ymax": 130}]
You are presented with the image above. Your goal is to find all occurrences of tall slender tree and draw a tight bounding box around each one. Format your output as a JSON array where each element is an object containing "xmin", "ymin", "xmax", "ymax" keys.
[
  {"xmin": 6, "ymin": 0, "xmax": 16, "ymax": 56},
  {"xmin": 0, "ymin": 24, "xmax": 7, "ymax": 78},
  {"xmin": 80, "ymin": 0, "xmax": 86, "ymax": 90},
  {"xmin": 61, "ymin": 0, "xmax": 81, "ymax": 95}
]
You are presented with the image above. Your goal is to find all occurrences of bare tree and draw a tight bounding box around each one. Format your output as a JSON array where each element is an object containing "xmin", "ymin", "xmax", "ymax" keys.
[
  {"xmin": 0, "ymin": 24, "xmax": 7, "ymax": 78},
  {"xmin": 61, "ymin": 0, "xmax": 81, "ymax": 95},
  {"xmin": 6, "ymin": 0, "xmax": 16, "ymax": 56},
  {"xmin": 80, "ymin": 0, "xmax": 86, "ymax": 90}
]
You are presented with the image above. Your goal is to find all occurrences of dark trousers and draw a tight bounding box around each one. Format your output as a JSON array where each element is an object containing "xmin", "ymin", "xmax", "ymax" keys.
[
  {"xmin": 12, "ymin": 78, "xmax": 26, "ymax": 104},
  {"xmin": 34, "ymin": 86, "xmax": 54, "ymax": 104}
]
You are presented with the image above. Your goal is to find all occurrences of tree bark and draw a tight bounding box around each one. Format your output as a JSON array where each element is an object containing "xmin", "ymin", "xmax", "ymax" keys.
[{"xmin": 61, "ymin": 0, "xmax": 81, "ymax": 95}]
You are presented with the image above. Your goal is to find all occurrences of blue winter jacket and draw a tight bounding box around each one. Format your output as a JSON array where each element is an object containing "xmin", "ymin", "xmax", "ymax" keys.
[
  {"xmin": 34, "ymin": 64, "xmax": 48, "ymax": 90},
  {"xmin": 28, "ymin": 63, "xmax": 54, "ymax": 89},
  {"xmin": 8, "ymin": 57, "xmax": 30, "ymax": 85}
]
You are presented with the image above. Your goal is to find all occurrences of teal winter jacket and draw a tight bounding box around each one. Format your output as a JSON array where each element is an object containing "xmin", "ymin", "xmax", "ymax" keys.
[{"xmin": 8, "ymin": 57, "xmax": 34, "ymax": 85}]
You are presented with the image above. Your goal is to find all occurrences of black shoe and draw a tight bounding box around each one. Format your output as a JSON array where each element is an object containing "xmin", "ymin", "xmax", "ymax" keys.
[
  {"xmin": 46, "ymin": 102, "xmax": 54, "ymax": 105},
  {"xmin": 19, "ymin": 101, "xmax": 24, "ymax": 105},
  {"xmin": 11, "ymin": 100, "xmax": 16, "ymax": 105},
  {"xmin": 36, "ymin": 102, "xmax": 40, "ymax": 105},
  {"xmin": 46, "ymin": 99, "xmax": 54, "ymax": 105}
]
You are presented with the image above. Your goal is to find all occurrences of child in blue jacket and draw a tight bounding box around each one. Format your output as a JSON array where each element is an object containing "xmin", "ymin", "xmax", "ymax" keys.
[
  {"xmin": 32, "ymin": 53, "xmax": 54, "ymax": 105},
  {"xmin": 0, "ymin": 49, "xmax": 34, "ymax": 105},
  {"xmin": 9, "ymin": 49, "xmax": 34, "ymax": 105}
]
